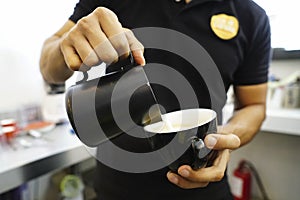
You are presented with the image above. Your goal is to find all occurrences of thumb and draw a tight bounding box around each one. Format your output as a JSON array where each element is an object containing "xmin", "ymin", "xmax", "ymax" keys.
[{"xmin": 204, "ymin": 133, "xmax": 240, "ymax": 150}]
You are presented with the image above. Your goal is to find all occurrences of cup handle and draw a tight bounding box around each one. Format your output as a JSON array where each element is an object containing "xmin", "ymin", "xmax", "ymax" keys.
[{"xmin": 191, "ymin": 137, "xmax": 210, "ymax": 169}]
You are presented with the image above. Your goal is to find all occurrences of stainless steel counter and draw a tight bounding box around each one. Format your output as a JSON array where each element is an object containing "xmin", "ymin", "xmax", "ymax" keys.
[{"xmin": 0, "ymin": 125, "xmax": 91, "ymax": 194}]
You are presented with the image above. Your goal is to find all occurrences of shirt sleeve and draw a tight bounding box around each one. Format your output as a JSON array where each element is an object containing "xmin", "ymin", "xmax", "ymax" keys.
[
  {"xmin": 69, "ymin": 0, "xmax": 104, "ymax": 23},
  {"xmin": 233, "ymin": 11, "xmax": 271, "ymax": 86}
]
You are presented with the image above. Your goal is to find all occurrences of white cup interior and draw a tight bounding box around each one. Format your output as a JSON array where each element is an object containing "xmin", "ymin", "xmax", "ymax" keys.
[{"xmin": 144, "ymin": 108, "xmax": 216, "ymax": 134}]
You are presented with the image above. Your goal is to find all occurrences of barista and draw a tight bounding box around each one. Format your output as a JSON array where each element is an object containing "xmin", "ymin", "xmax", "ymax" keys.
[{"xmin": 40, "ymin": 0, "xmax": 271, "ymax": 199}]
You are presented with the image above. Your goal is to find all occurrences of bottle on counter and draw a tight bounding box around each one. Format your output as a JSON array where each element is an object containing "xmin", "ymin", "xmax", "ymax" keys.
[
  {"xmin": 282, "ymin": 78, "xmax": 300, "ymax": 109},
  {"xmin": 41, "ymin": 82, "xmax": 68, "ymax": 124}
]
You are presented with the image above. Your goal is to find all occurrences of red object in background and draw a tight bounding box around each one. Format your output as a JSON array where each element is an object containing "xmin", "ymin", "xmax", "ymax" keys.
[
  {"xmin": 232, "ymin": 161, "xmax": 251, "ymax": 200},
  {"xmin": 1, "ymin": 119, "xmax": 17, "ymax": 128},
  {"xmin": 1, "ymin": 119, "xmax": 18, "ymax": 142},
  {"xmin": 23, "ymin": 121, "xmax": 55, "ymax": 132},
  {"xmin": 2, "ymin": 126, "xmax": 17, "ymax": 142}
]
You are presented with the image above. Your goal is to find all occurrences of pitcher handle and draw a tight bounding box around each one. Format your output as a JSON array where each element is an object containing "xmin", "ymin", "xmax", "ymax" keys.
[{"xmin": 75, "ymin": 53, "xmax": 136, "ymax": 85}]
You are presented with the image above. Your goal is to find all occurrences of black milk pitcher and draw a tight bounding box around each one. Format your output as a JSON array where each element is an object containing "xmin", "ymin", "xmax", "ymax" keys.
[{"xmin": 65, "ymin": 55, "xmax": 162, "ymax": 147}]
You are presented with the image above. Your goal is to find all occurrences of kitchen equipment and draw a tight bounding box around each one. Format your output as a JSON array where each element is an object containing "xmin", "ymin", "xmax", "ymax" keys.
[
  {"xmin": 268, "ymin": 71, "xmax": 300, "ymax": 109},
  {"xmin": 60, "ymin": 175, "xmax": 84, "ymax": 200},
  {"xmin": 282, "ymin": 78, "xmax": 300, "ymax": 108},
  {"xmin": 1, "ymin": 119, "xmax": 18, "ymax": 143},
  {"xmin": 42, "ymin": 82, "xmax": 68, "ymax": 124},
  {"xmin": 144, "ymin": 108, "xmax": 218, "ymax": 172},
  {"xmin": 65, "ymin": 55, "xmax": 162, "ymax": 147}
]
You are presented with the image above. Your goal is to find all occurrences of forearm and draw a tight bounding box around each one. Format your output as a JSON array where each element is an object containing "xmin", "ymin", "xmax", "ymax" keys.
[
  {"xmin": 220, "ymin": 104, "xmax": 266, "ymax": 147},
  {"xmin": 40, "ymin": 36, "xmax": 74, "ymax": 84}
]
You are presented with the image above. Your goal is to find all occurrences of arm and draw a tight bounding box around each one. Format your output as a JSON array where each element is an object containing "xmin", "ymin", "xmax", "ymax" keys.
[
  {"xmin": 39, "ymin": 7, "xmax": 145, "ymax": 84},
  {"xmin": 40, "ymin": 21, "xmax": 75, "ymax": 84},
  {"xmin": 220, "ymin": 83, "xmax": 267, "ymax": 146},
  {"xmin": 167, "ymin": 83, "xmax": 267, "ymax": 189}
]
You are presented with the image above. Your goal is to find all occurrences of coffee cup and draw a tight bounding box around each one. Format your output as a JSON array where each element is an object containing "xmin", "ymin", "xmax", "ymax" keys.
[{"xmin": 144, "ymin": 108, "xmax": 218, "ymax": 172}]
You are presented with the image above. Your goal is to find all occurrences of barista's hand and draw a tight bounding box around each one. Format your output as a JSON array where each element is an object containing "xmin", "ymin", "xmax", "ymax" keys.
[
  {"xmin": 60, "ymin": 7, "xmax": 145, "ymax": 71},
  {"xmin": 166, "ymin": 132, "xmax": 240, "ymax": 189}
]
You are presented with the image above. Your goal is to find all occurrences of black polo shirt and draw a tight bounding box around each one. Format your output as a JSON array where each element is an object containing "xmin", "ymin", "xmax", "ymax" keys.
[{"xmin": 69, "ymin": 0, "xmax": 271, "ymax": 199}]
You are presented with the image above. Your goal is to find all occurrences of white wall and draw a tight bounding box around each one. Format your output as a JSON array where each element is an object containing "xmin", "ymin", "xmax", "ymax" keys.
[
  {"xmin": 269, "ymin": 60, "xmax": 300, "ymax": 79},
  {"xmin": 0, "ymin": 0, "xmax": 78, "ymax": 112},
  {"xmin": 254, "ymin": 0, "xmax": 300, "ymax": 50}
]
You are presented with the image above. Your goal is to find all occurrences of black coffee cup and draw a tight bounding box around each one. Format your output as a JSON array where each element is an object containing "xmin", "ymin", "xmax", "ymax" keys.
[{"xmin": 144, "ymin": 108, "xmax": 218, "ymax": 172}]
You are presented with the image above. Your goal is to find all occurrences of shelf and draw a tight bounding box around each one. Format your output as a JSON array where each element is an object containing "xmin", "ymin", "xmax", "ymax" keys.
[
  {"xmin": 223, "ymin": 104, "xmax": 300, "ymax": 136},
  {"xmin": 261, "ymin": 108, "xmax": 300, "ymax": 136}
]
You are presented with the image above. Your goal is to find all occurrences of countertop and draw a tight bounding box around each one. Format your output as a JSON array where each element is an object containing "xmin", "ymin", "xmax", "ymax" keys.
[
  {"xmin": 261, "ymin": 108, "xmax": 300, "ymax": 136},
  {"xmin": 223, "ymin": 104, "xmax": 300, "ymax": 136},
  {"xmin": 0, "ymin": 125, "xmax": 91, "ymax": 194}
]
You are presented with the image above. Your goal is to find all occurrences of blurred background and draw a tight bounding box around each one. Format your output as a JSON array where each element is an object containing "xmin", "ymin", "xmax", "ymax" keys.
[{"xmin": 0, "ymin": 0, "xmax": 77, "ymax": 111}]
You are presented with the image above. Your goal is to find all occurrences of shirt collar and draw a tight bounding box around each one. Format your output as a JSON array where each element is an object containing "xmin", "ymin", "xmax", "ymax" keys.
[{"xmin": 190, "ymin": 0, "xmax": 224, "ymax": 5}]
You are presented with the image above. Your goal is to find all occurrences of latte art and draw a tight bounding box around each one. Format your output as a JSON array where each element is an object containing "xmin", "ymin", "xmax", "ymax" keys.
[
  {"xmin": 144, "ymin": 109, "xmax": 216, "ymax": 134},
  {"xmin": 144, "ymin": 120, "xmax": 196, "ymax": 133}
]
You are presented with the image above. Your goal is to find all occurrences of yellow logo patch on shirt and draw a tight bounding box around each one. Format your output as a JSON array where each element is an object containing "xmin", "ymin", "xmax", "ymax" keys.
[{"xmin": 210, "ymin": 14, "xmax": 239, "ymax": 40}]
